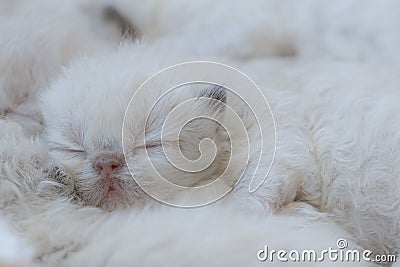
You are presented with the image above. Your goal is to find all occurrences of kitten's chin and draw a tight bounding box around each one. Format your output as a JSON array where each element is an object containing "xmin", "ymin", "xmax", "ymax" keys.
[{"xmin": 98, "ymin": 189, "xmax": 131, "ymax": 211}]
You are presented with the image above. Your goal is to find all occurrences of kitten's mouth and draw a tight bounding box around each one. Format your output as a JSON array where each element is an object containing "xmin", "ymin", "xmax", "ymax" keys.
[
  {"xmin": 99, "ymin": 187, "xmax": 126, "ymax": 207},
  {"xmin": 98, "ymin": 177, "xmax": 126, "ymax": 203}
]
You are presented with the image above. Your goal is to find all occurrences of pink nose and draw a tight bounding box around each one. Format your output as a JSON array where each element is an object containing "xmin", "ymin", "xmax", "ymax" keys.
[{"xmin": 93, "ymin": 154, "xmax": 123, "ymax": 177}]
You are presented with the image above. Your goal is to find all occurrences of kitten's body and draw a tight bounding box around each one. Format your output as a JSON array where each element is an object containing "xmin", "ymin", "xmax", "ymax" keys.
[
  {"xmin": 13, "ymin": 201, "xmax": 373, "ymax": 267},
  {"xmin": 0, "ymin": 213, "xmax": 32, "ymax": 266},
  {"xmin": 240, "ymin": 59, "xmax": 400, "ymax": 258},
  {"xmin": 105, "ymin": 0, "xmax": 400, "ymax": 61},
  {"xmin": 0, "ymin": 121, "xmax": 368, "ymax": 267}
]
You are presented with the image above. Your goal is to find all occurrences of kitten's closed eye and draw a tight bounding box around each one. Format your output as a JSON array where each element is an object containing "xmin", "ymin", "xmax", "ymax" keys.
[
  {"xmin": 145, "ymin": 142, "xmax": 160, "ymax": 149},
  {"xmin": 61, "ymin": 148, "xmax": 86, "ymax": 153},
  {"xmin": 50, "ymin": 143, "xmax": 86, "ymax": 154}
]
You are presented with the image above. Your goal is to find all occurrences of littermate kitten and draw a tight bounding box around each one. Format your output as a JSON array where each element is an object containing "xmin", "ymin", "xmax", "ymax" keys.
[{"xmin": 0, "ymin": 0, "xmax": 136, "ymax": 134}]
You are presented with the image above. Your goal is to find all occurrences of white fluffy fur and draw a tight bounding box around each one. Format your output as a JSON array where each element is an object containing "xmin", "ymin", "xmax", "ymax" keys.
[
  {"xmin": 37, "ymin": 44, "xmax": 400, "ymax": 264},
  {"xmin": 0, "ymin": 121, "xmax": 371, "ymax": 266},
  {"xmin": 0, "ymin": 214, "xmax": 33, "ymax": 265},
  {"xmin": 0, "ymin": 0, "xmax": 129, "ymax": 134},
  {"xmin": 238, "ymin": 60, "xmax": 400, "ymax": 259},
  {"xmin": 0, "ymin": 121, "xmax": 50, "ymax": 208},
  {"xmin": 103, "ymin": 0, "xmax": 400, "ymax": 61},
  {"xmin": 1, "ymin": 1, "xmax": 400, "ymax": 266},
  {"xmin": 102, "ymin": 0, "xmax": 295, "ymax": 59},
  {"xmin": 4, "ymin": 0, "xmax": 399, "ymax": 133},
  {"xmin": 15, "ymin": 201, "xmax": 374, "ymax": 267}
]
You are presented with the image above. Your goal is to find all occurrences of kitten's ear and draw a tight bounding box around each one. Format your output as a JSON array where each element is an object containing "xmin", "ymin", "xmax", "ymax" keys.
[
  {"xmin": 197, "ymin": 85, "xmax": 227, "ymax": 112},
  {"xmin": 198, "ymin": 85, "xmax": 227, "ymax": 103}
]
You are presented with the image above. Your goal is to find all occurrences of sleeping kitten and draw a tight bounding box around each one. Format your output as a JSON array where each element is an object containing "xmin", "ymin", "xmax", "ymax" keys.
[
  {"xmin": 0, "ymin": 0, "xmax": 136, "ymax": 134},
  {"xmin": 101, "ymin": 0, "xmax": 296, "ymax": 60},
  {"xmin": 97, "ymin": 0, "xmax": 400, "ymax": 62},
  {"xmin": 40, "ymin": 43, "xmax": 400, "ymax": 259},
  {"xmin": 39, "ymin": 45, "xmax": 242, "ymax": 211}
]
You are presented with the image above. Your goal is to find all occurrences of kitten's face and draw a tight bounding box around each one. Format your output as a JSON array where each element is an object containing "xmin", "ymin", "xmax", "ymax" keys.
[{"xmin": 41, "ymin": 49, "xmax": 228, "ymax": 211}]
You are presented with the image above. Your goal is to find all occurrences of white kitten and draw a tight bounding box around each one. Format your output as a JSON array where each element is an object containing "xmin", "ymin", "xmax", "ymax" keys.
[
  {"xmin": 40, "ymin": 45, "xmax": 236, "ymax": 211},
  {"xmin": 40, "ymin": 42, "xmax": 400, "ymax": 260},
  {"xmin": 105, "ymin": 0, "xmax": 400, "ymax": 62},
  {"xmin": 0, "ymin": 0, "xmax": 135, "ymax": 134}
]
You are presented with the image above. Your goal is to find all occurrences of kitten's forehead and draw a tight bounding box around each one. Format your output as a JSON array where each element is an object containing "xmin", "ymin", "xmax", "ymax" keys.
[
  {"xmin": 42, "ymin": 47, "xmax": 164, "ymax": 122},
  {"xmin": 41, "ymin": 46, "xmax": 190, "ymax": 149}
]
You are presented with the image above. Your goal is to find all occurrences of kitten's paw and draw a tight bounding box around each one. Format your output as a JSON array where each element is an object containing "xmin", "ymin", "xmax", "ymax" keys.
[
  {"xmin": 40, "ymin": 163, "xmax": 79, "ymax": 201},
  {"xmin": 47, "ymin": 165, "xmax": 74, "ymax": 193}
]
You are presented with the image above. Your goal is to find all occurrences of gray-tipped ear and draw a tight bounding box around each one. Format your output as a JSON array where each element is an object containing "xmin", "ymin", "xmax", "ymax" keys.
[{"xmin": 198, "ymin": 85, "xmax": 227, "ymax": 111}]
